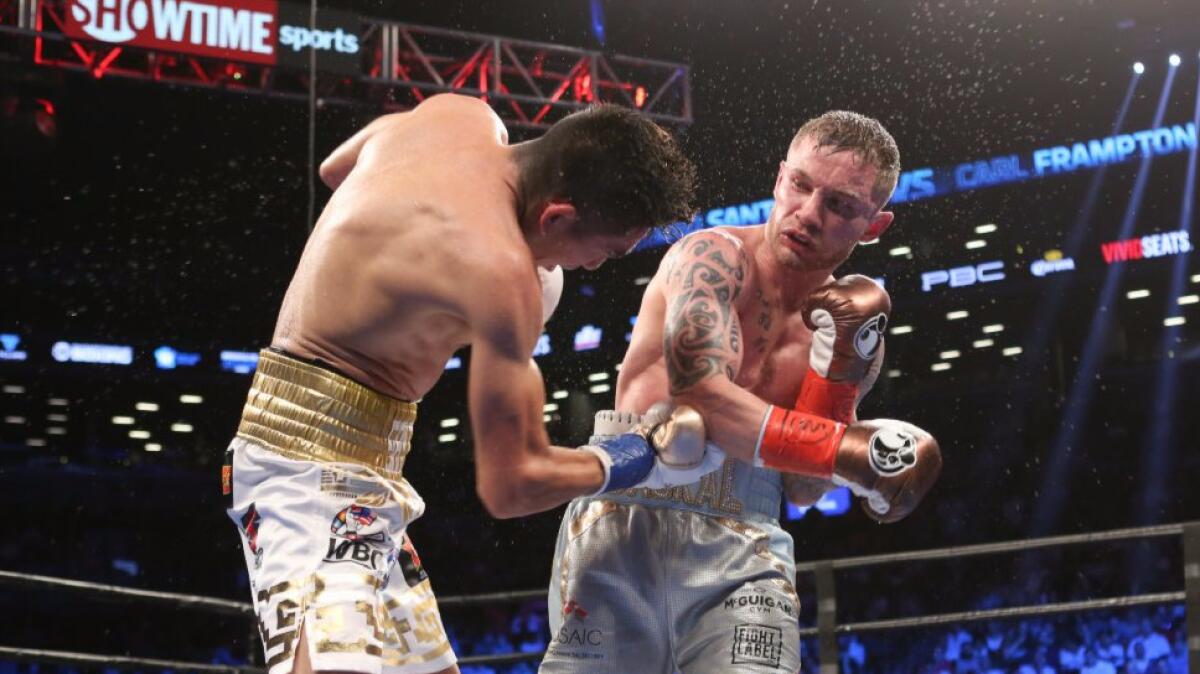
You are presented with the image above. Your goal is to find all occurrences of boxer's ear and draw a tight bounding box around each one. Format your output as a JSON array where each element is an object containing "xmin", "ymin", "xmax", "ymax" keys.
[
  {"xmin": 861, "ymin": 210, "xmax": 893, "ymax": 242},
  {"xmin": 537, "ymin": 201, "xmax": 579, "ymax": 236}
]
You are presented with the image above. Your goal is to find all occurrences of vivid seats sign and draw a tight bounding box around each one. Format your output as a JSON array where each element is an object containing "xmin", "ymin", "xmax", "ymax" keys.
[
  {"xmin": 63, "ymin": 0, "xmax": 361, "ymax": 74},
  {"xmin": 1100, "ymin": 230, "xmax": 1192, "ymax": 264}
]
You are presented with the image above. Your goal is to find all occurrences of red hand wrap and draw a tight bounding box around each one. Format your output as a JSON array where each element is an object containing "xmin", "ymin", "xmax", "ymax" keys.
[
  {"xmin": 794, "ymin": 371, "xmax": 859, "ymax": 423},
  {"xmin": 756, "ymin": 406, "xmax": 846, "ymax": 478}
]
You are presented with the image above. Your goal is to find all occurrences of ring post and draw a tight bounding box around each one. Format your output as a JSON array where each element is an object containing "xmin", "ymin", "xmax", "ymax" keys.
[{"xmin": 815, "ymin": 560, "xmax": 839, "ymax": 674}]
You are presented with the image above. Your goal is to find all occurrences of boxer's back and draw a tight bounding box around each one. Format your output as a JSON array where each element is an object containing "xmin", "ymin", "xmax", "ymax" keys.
[{"xmin": 272, "ymin": 96, "xmax": 531, "ymax": 401}]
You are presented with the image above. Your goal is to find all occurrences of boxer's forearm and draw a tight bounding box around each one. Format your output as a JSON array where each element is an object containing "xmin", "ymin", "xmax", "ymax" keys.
[
  {"xmin": 476, "ymin": 446, "xmax": 605, "ymax": 518},
  {"xmin": 672, "ymin": 377, "xmax": 770, "ymax": 464}
]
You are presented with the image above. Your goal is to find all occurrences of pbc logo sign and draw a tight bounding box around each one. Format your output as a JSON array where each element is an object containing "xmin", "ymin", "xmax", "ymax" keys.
[
  {"xmin": 921, "ymin": 261, "xmax": 1005, "ymax": 292},
  {"xmin": 63, "ymin": 0, "xmax": 362, "ymax": 74}
]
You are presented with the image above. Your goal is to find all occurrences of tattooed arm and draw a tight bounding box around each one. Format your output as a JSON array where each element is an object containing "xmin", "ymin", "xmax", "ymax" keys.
[{"xmin": 656, "ymin": 231, "xmax": 776, "ymax": 464}]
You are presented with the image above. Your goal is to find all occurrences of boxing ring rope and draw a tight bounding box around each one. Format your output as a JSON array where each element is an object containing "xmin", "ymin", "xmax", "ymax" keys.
[{"xmin": 1, "ymin": 521, "xmax": 1196, "ymax": 672}]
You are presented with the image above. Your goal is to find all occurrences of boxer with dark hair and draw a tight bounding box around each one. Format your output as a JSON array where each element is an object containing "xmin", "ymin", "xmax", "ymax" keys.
[
  {"xmin": 222, "ymin": 94, "xmax": 701, "ymax": 674},
  {"xmin": 542, "ymin": 110, "xmax": 941, "ymax": 674}
]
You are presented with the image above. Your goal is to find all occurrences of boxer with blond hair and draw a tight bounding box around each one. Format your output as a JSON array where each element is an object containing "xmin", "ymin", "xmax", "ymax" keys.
[{"xmin": 542, "ymin": 111, "xmax": 942, "ymax": 674}]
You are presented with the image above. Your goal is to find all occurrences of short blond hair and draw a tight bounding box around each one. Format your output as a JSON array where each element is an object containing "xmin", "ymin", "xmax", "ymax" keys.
[{"xmin": 790, "ymin": 111, "xmax": 901, "ymax": 206}]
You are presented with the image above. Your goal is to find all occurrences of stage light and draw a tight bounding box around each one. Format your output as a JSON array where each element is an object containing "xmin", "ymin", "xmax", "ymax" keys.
[
  {"xmin": 552, "ymin": 390, "xmax": 569, "ymax": 399},
  {"xmin": 1178, "ymin": 295, "xmax": 1198, "ymax": 305},
  {"xmin": 145, "ymin": 443, "xmax": 162, "ymax": 452},
  {"xmin": 1169, "ymin": 54, "xmax": 1181, "ymax": 67},
  {"xmin": 543, "ymin": 403, "xmax": 558, "ymax": 412},
  {"xmin": 1003, "ymin": 346, "xmax": 1023, "ymax": 356},
  {"xmin": 129, "ymin": 430, "xmax": 151, "ymax": 439},
  {"xmin": 930, "ymin": 362, "xmax": 951, "ymax": 372},
  {"xmin": 135, "ymin": 402, "xmax": 159, "ymax": 412},
  {"xmin": 47, "ymin": 427, "xmax": 66, "ymax": 435},
  {"xmin": 940, "ymin": 350, "xmax": 961, "ymax": 359},
  {"xmin": 5, "ymin": 416, "xmax": 24, "ymax": 424},
  {"xmin": 946, "ymin": 310, "xmax": 969, "ymax": 320},
  {"xmin": 438, "ymin": 433, "xmax": 456, "ymax": 443},
  {"xmin": 440, "ymin": 418, "xmax": 459, "ymax": 428},
  {"xmin": 48, "ymin": 398, "xmax": 69, "ymax": 406},
  {"xmin": 180, "ymin": 394, "xmax": 204, "ymax": 404},
  {"xmin": 888, "ymin": 246, "xmax": 911, "ymax": 257},
  {"xmin": 886, "ymin": 369, "xmax": 902, "ymax": 378},
  {"xmin": 982, "ymin": 324, "xmax": 1005, "ymax": 334},
  {"xmin": 975, "ymin": 223, "xmax": 997, "ymax": 234},
  {"xmin": 1164, "ymin": 317, "xmax": 1186, "ymax": 327},
  {"xmin": 973, "ymin": 339, "xmax": 994, "ymax": 349},
  {"xmin": 543, "ymin": 414, "xmax": 553, "ymax": 423},
  {"xmin": 47, "ymin": 414, "xmax": 67, "ymax": 422},
  {"xmin": 112, "ymin": 416, "xmax": 134, "ymax": 425},
  {"xmin": 1126, "ymin": 289, "xmax": 1151, "ymax": 299},
  {"xmin": 588, "ymin": 372, "xmax": 609, "ymax": 382},
  {"xmin": 890, "ymin": 325, "xmax": 913, "ymax": 335},
  {"xmin": 1133, "ymin": 62, "xmax": 1145, "ymax": 74},
  {"xmin": 170, "ymin": 423, "xmax": 193, "ymax": 433},
  {"xmin": 2, "ymin": 385, "xmax": 23, "ymax": 394},
  {"xmin": 26, "ymin": 438, "xmax": 46, "ymax": 447},
  {"xmin": 589, "ymin": 383, "xmax": 611, "ymax": 394},
  {"xmin": 965, "ymin": 240, "xmax": 987, "ymax": 250}
]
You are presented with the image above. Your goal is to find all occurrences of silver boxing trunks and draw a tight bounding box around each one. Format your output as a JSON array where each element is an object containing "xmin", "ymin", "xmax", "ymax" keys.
[{"xmin": 541, "ymin": 458, "xmax": 801, "ymax": 674}]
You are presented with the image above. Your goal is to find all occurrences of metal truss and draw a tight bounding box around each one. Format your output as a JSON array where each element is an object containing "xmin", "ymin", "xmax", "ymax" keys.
[{"xmin": 0, "ymin": 0, "xmax": 692, "ymax": 129}]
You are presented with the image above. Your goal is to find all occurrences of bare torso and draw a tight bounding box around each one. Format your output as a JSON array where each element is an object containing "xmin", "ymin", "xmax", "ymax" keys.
[
  {"xmin": 272, "ymin": 97, "xmax": 533, "ymax": 400},
  {"xmin": 617, "ymin": 226, "xmax": 827, "ymax": 413}
]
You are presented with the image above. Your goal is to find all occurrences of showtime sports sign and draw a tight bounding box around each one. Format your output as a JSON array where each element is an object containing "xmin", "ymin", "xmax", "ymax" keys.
[{"xmin": 63, "ymin": 0, "xmax": 361, "ymax": 74}]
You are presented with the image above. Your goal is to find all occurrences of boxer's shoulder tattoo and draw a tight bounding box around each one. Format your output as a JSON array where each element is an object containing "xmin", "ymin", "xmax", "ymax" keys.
[{"xmin": 662, "ymin": 233, "xmax": 748, "ymax": 393}]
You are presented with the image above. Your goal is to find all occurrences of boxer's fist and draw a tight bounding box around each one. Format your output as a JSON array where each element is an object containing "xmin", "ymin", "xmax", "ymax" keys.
[
  {"xmin": 797, "ymin": 274, "xmax": 890, "ymax": 423},
  {"xmin": 832, "ymin": 419, "xmax": 941, "ymax": 523},
  {"xmin": 803, "ymin": 274, "xmax": 889, "ymax": 383},
  {"xmin": 639, "ymin": 401, "xmax": 706, "ymax": 468},
  {"xmin": 585, "ymin": 405, "xmax": 723, "ymax": 492}
]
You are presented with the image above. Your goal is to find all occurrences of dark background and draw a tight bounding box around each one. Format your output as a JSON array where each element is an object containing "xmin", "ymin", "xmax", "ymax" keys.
[{"xmin": 1, "ymin": 0, "xmax": 1198, "ymax": 668}]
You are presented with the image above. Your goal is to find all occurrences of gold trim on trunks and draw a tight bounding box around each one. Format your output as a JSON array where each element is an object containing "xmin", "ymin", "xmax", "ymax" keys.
[{"xmin": 236, "ymin": 349, "xmax": 418, "ymax": 483}]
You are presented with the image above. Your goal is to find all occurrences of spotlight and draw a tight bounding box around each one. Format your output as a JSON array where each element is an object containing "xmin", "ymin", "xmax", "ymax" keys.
[
  {"xmin": 1169, "ymin": 54, "xmax": 1181, "ymax": 67},
  {"xmin": 1133, "ymin": 62, "xmax": 1145, "ymax": 75}
]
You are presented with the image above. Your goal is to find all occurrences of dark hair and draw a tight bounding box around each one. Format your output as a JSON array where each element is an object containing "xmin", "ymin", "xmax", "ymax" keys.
[
  {"xmin": 791, "ymin": 110, "xmax": 901, "ymax": 205},
  {"xmin": 518, "ymin": 104, "xmax": 697, "ymax": 233}
]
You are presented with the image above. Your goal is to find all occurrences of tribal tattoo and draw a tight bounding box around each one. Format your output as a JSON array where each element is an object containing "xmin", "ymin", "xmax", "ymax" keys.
[{"xmin": 663, "ymin": 234, "xmax": 748, "ymax": 393}]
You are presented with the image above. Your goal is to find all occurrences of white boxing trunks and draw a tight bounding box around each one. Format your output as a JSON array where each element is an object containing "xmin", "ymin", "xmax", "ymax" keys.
[{"xmin": 223, "ymin": 349, "xmax": 456, "ymax": 674}]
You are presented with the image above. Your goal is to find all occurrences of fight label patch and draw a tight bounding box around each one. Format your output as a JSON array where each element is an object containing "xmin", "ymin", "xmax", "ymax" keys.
[{"xmin": 731, "ymin": 624, "xmax": 782, "ymax": 667}]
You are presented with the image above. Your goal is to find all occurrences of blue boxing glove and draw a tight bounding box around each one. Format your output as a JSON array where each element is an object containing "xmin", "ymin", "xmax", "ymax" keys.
[
  {"xmin": 585, "ymin": 431, "xmax": 658, "ymax": 493},
  {"xmin": 581, "ymin": 405, "xmax": 715, "ymax": 494}
]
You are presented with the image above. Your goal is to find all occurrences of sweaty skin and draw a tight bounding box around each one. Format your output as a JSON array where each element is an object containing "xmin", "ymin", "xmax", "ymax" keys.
[
  {"xmin": 271, "ymin": 94, "xmax": 644, "ymax": 520},
  {"xmin": 616, "ymin": 136, "xmax": 895, "ymax": 504}
]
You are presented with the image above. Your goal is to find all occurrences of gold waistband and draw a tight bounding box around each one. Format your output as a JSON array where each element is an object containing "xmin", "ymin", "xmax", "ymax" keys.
[{"xmin": 236, "ymin": 349, "xmax": 418, "ymax": 482}]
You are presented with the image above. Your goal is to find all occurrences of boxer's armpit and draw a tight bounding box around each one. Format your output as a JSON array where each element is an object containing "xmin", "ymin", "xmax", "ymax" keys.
[{"xmin": 662, "ymin": 232, "xmax": 749, "ymax": 394}]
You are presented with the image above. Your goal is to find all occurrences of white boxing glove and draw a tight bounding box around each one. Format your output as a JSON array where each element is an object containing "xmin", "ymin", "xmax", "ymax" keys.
[
  {"xmin": 589, "ymin": 406, "xmax": 725, "ymax": 490},
  {"xmin": 537, "ymin": 265, "xmax": 564, "ymax": 325}
]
